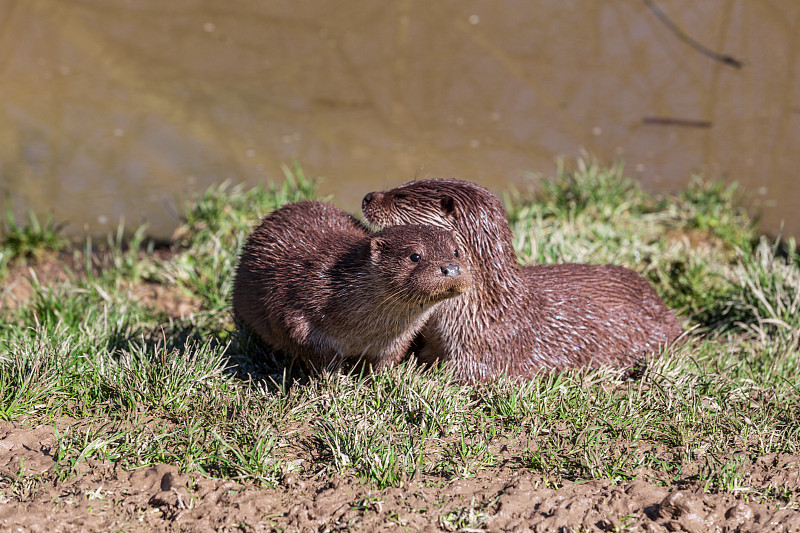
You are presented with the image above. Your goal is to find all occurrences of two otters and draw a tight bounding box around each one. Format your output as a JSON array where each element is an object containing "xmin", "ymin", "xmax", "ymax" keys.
[{"xmin": 233, "ymin": 179, "xmax": 682, "ymax": 382}]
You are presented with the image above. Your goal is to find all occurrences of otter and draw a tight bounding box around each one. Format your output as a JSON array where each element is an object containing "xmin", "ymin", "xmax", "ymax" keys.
[
  {"xmin": 232, "ymin": 200, "xmax": 471, "ymax": 374},
  {"xmin": 362, "ymin": 179, "xmax": 682, "ymax": 382}
]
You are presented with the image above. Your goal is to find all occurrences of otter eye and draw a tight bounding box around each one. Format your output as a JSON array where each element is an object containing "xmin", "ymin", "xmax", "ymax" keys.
[
  {"xmin": 409, "ymin": 253, "xmax": 421, "ymax": 263},
  {"xmin": 454, "ymin": 249, "xmax": 460, "ymax": 258}
]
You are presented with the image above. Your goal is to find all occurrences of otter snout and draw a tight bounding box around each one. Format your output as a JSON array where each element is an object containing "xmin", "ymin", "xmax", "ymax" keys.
[{"xmin": 440, "ymin": 264, "xmax": 461, "ymax": 277}]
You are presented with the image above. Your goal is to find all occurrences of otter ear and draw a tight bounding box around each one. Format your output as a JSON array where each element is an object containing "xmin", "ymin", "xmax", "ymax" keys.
[
  {"xmin": 440, "ymin": 196, "xmax": 457, "ymax": 219},
  {"xmin": 370, "ymin": 237, "xmax": 386, "ymax": 257}
]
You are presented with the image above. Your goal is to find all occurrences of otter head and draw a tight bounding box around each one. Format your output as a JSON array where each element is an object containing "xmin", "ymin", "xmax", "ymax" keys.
[
  {"xmin": 368, "ymin": 224, "xmax": 471, "ymax": 306},
  {"xmin": 362, "ymin": 179, "xmax": 493, "ymax": 230},
  {"xmin": 362, "ymin": 179, "xmax": 518, "ymax": 273}
]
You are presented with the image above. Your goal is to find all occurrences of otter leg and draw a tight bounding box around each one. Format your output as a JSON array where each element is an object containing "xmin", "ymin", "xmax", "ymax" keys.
[
  {"xmin": 362, "ymin": 339, "xmax": 412, "ymax": 373},
  {"xmin": 299, "ymin": 346, "xmax": 346, "ymax": 374},
  {"xmin": 413, "ymin": 325, "xmax": 448, "ymax": 365}
]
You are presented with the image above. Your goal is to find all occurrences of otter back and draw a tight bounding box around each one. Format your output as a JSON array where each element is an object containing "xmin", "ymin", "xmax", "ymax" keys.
[{"xmin": 233, "ymin": 200, "xmax": 471, "ymax": 374}]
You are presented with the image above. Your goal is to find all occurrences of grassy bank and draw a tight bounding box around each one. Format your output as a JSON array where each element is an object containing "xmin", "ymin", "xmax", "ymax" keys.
[{"xmin": 1, "ymin": 160, "xmax": 799, "ymax": 526}]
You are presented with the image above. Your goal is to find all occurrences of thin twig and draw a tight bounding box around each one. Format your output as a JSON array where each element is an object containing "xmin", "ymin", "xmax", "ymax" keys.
[{"xmin": 642, "ymin": 0, "xmax": 745, "ymax": 69}]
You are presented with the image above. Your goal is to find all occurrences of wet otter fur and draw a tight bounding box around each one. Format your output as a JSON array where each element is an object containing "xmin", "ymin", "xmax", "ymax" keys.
[
  {"xmin": 232, "ymin": 200, "xmax": 471, "ymax": 374},
  {"xmin": 362, "ymin": 179, "xmax": 682, "ymax": 382}
]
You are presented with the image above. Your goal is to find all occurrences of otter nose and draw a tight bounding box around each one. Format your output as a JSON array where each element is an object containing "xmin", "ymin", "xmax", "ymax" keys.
[
  {"xmin": 362, "ymin": 192, "xmax": 375, "ymax": 208},
  {"xmin": 440, "ymin": 264, "xmax": 461, "ymax": 277}
]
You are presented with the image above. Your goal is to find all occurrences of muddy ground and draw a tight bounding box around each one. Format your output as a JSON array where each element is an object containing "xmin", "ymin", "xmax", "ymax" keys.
[{"xmin": 2, "ymin": 421, "xmax": 799, "ymax": 532}]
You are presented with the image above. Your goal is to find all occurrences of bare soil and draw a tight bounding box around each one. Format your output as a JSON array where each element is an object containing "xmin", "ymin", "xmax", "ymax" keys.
[
  {"xmin": 0, "ymin": 252, "xmax": 199, "ymax": 317},
  {"xmin": 1, "ymin": 255, "xmax": 73, "ymax": 312},
  {"xmin": 2, "ymin": 421, "xmax": 799, "ymax": 532}
]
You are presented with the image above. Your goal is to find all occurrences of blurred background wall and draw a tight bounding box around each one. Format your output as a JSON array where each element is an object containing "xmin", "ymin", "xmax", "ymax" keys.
[{"xmin": 1, "ymin": 0, "xmax": 797, "ymax": 239}]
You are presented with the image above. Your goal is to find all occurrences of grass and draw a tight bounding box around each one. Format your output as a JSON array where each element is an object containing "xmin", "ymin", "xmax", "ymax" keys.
[
  {"xmin": 0, "ymin": 206, "xmax": 67, "ymax": 276},
  {"xmin": 1, "ymin": 158, "xmax": 799, "ymax": 515}
]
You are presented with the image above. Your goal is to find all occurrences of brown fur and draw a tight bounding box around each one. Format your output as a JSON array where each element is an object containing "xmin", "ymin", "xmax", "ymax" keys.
[
  {"xmin": 362, "ymin": 179, "xmax": 682, "ymax": 382},
  {"xmin": 232, "ymin": 200, "xmax": 471, "ymax": 373}
]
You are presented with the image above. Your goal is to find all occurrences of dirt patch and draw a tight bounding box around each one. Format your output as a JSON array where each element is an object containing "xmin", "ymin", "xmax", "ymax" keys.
[
  {"xmin": 0, "ymin": 250, "xmax": 202, "ymax": 318},
  {"xmin": 126, "ymin": 282, "xmax": 202, "ymax": 319},
  {"xmin": 2, "ymin": 421, "xmax": 798, "ymax": 531},
  {"xmin": 0, "ymin": 422, "xmax": 57, "ymax": 475},
  {"xmin": 0, "ymin": 255, "xmax": 72, "ymax": 312},
  {"xmin": 489, "ymin": 477, "xmax": 799, "ymax": 532}
]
